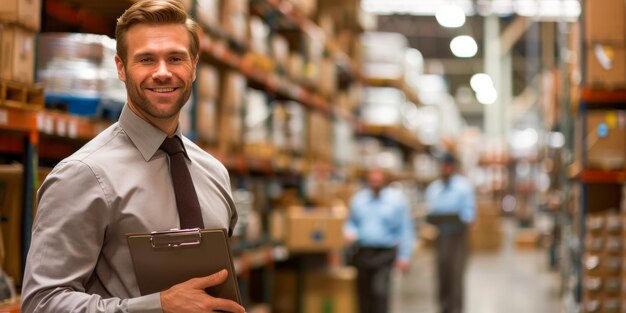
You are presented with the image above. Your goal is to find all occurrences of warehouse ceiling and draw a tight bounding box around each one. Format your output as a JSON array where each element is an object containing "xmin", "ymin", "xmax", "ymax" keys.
[
  {"xmin": 376, "ymin": 14, "xmax": 543, "ymax": 101},
  {"xmin": 377, "ymin": 13, "xmax": 568, "ymax": 131},
  {"xmin": 369, "ymin": 0, "xmax": 579, "ymax": 128}
]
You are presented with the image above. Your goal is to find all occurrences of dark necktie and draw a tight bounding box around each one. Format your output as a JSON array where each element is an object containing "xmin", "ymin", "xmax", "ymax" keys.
[{"xmin": 160, "ymin": 136, "xmax": 204, "ymax": 229}]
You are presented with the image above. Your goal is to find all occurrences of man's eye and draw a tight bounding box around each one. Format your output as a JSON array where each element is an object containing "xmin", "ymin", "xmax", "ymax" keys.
[
  {"xmin": 170, "ymin": 57, "xmax": 183, "ymax": 63},
  {"xmin": 140, "ymin": 58, "xmax": 154, "ymax": 63}
]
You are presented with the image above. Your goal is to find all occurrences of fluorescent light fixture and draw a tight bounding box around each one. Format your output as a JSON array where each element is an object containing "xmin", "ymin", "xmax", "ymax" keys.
[
  {"xmin": 548, "ymin": 132, "xmax": 565, "ymax": 149},
  {"xmin": 362, "ymin": 0, "xmax": 475, "ymax": 16},
  {"xmin": 436, "ymin": 4, "xmax": 466, "ymax": 28},
  {"xmin": 470, "ymin": 73, "xmax": 497, "ymax": 104},
  {"xmin": 450, "ymin": 35, "xmax": 477, "ymax": 58},
  {"xmin": 476, "ymin": 87, "xmax": 497, "ymax": 105},
  {"xmin": 516, "ymin": 0, "xmax": 580, "ymax": 20},
  {"xmin": 492, "ymin": 0, "xmax": 515, "ymax": 15},
  {"xmin": 361, "ymin": 0, "xmax": 580, "ymax": 20},
  {"xmin": 470, "ymin": 73, "xmax": 494, "ymax": 93},
  {"xmin": 511, "ymin": 128, "xmax": 539, "ymax": 149}
]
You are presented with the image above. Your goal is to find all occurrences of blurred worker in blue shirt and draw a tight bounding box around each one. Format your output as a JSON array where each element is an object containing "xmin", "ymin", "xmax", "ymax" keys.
[
  {"xmin": 344, "ymin": 168, "xmax": 415, "ymax": 313},
  {"xmin": 426, "ymin": 153, "xmax": 476, "ymax": 313}
]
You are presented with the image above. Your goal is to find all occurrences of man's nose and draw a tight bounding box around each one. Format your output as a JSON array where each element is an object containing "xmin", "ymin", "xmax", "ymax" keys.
[{"xmin": 152, "ymin": 60, "xmax": 172, "ymax": 81}]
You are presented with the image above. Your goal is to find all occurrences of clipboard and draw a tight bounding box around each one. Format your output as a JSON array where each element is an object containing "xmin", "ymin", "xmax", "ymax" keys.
[
  {"xmin": 425, "ymin": 213, "xmax": 463, "ymax": 225},
  {"xmin": 127, "ymin": 228, "xmax": 241, "ymax": 303}
]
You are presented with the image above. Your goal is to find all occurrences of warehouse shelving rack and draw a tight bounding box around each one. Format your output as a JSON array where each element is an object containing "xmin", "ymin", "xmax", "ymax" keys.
[
  {"xmin": 2, "ymin": 0, "xmax": 431, "ymax": 311},
  {"xmin": 565, "ymin": 89, "xmax": 626, "ymax": 311}
]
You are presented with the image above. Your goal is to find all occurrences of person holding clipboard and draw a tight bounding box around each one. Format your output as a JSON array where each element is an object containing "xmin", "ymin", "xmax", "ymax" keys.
[
  {"xmin": 425, "ymin": 153, "xmax": 476, "ymax": 313},
  {"xmin": 21, "ymin": 1, "xmax": 244, "ymax": 312}
]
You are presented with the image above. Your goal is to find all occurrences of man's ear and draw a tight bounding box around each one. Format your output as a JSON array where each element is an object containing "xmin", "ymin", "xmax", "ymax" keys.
[
  {"xmin": 115, "ymin": 54, "xmax": 127, "ymax": 82},
  {"xmin": 192, "ymin": 55, "xmax": 199, "ymax": 82}
]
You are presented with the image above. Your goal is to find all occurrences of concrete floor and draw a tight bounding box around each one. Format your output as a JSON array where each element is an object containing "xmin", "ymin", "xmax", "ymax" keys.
[{"xmin": 392, "ymin": 218, "xmax": 562, "ymax": 313}]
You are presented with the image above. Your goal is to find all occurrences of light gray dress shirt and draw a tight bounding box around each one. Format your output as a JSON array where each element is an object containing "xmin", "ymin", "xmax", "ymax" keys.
[{"xmin": 21, "ymin": 105, "xmax": 238, "ymax": 313}]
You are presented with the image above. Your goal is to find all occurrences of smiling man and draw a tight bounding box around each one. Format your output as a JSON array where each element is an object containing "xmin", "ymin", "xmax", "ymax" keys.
[{"xmin": 21, "ymin": 1, "xmax": 244, "ymax": 312}]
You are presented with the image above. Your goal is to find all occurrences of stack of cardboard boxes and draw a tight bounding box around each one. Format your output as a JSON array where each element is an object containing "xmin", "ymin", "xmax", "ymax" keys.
[
  {"xmin": 273, "ymin": 267, "xmax": 357, "ymax": 313},
  {"xmin": 576, "ymin": 110, "xmax": 626, "ymax": 171},
  {"xmin": 574, "ymin": 3, "xmax": 626, "ymax": 311},
  {"xmin": 470, "ymin": 197, "xmax": 503, "ymax": 251},
  {"xmin": 582, "ymin": 211, "xmax": 622, "ymax": 313},
  {"xmin": 270, "ymin": 206, "xmax": 346, "ymax": 253},
  {"xmin": 0, "ymin": 165, "xmax": 24, "ymax": 289},
  {"xmin": 583, "ymin": 0, "xmax": 626, "ymax": 89},
  {"xmin": 0, "ymin": 165, "xmax": 51, "ymax": 291},
  {"xmin": 0, "ymin": 0, "xmax": 39, "ymax": 85}
]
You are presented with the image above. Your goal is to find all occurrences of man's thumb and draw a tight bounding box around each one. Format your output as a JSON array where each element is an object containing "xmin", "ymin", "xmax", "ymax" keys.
[{"xmin": 190, "ymin": 269, "xmax": 228, "ymax": 289}]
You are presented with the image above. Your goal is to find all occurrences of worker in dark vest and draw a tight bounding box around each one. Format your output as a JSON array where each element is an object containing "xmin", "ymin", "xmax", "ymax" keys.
[{"xmin": 426, "ymin": 153, "xmax": 476, "ymax": 313}]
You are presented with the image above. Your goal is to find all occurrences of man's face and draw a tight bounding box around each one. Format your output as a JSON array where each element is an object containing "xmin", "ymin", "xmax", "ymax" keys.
[
  {"xmin": 115, "ymin": 23, "xmax": 198, "ymax": 124},
  {"xmin": 441, "ymin": 162, "xmax": 455, "ymax": 178},
  {"xmin": 367, "ymin": 170, "xmax": 386, "ymax": 192}
]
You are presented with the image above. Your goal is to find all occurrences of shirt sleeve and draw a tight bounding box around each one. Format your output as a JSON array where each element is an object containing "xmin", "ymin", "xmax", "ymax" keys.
[
  {"xmin": 397, "ymin": 194, "xmax": 416, "ymax": 262},
  {"xmin": 460, "ymin": 180, "xmax": 476, "ymax": 223},
  {"xmin": 343, "ymin": 193, "xmax": 359, "ymax": 239},
  {"xmin": 221, "ymin": 167, "xmax": 238, "ymax": 237},
  {"xmin": 21, "ymin": 161, "xmax": 163, "ymax": 313}
]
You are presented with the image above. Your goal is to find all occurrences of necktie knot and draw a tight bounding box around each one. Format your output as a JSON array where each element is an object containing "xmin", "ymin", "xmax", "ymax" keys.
[{"xmin": 160, "ymin": 136, "xmax": 185, "ymax": 156}]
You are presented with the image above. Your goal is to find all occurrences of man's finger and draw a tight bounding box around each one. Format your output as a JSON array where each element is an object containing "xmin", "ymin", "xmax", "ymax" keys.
[
  {"xmin": 210, "ymin": 297, "xmax": 245, "ymax": 313},
  {"xmin": 188, "ymin": 269, "xmax": 228, "ymax": 289}
]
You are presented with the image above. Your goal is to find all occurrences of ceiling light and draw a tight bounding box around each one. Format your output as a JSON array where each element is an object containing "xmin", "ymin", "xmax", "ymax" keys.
[
  {"xmin": 476, "ymin": 87, "xmax": 497, "ymax": 105},
  {"xmin": 511, "ymin": 128, "xmax": 539, "ymax": 149},
  {"xmin": 470, "ymin": 73, "xmax": 494, "ymax": 93},
  {"xmin": 548, "ymin": 132, "xmax": 565, "ymax": 149},
  {"xmin": 450, "ymin": 35, "xmax": 478, "ymax": 58},
  {"xmin": 435, "ymin": 4, "xmax": 466, "ymax": 28},
  {"xmin": 360, "ymin": 0, "xmax": 579, "ymax": 19}
]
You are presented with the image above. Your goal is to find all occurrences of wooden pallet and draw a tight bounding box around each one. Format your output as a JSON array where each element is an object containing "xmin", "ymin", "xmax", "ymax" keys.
[{"xmin": 0, "ymin": 80, "xmax": 44, "ymax": 111}]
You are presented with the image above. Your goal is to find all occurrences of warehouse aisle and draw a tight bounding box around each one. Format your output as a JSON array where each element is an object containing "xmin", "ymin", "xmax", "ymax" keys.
[{"xmin": 393, "ymin": 218, "xmax": 562, "ymax": 313}]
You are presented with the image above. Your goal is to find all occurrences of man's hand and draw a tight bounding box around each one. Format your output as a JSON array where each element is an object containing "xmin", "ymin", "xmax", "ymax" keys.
[
  {"xmin": 161, "ymin": 269, "xmax": 245, "ymax": 313},
  {"xmin": 395, "ymin": 260, "xmax": 411, "ymax": 272},
  {"xmin": 345, "ymin": 232, "xmax": 357, "ymax": 245}
]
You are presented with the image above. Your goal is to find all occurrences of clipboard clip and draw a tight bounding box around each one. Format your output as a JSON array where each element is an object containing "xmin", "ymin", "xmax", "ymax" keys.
[{"xmin": 149, "ymin": 228, "xmax": 202, "ymax": 248}]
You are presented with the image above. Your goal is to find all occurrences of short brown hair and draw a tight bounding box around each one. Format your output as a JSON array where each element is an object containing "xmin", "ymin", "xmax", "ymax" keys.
[{"xmin": 115, "ymin": 0, "xmax": 200, "ymax": 65}]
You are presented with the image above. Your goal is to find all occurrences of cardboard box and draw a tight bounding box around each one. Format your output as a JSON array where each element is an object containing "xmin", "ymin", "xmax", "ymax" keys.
[
  {"xmin": 269, "ymin": 210, "xmax": 286, "ymax": 242},
  {"xmin": 196, "ymin": 0, "xmax": 220, "ymax": 30},
  {"xmin": 220, "ymin": 0, "xmax": 248, "ymax": 44},
  {"xmin": 197, "ymin": 64, "xmax": 219, "ymax": 99},
  {"xmin": 0, "ymin": 165, "xmax": 23, "ymax": 285},
  {"xmin": 304, "ymin": 267, "xmax": 357, "ymax": 313},
  {"xmin": 0, "ymin": 24, "xmax": 35, "ymax": 84},
  {"xmin": 585, "ymin": 44, "xmax": 626, "ymax": 88},
  {"xmin": 196, "ymin": 98, "xmax": 218, "ymax": 144},
  {"xmin": 515, "ymin": 228, "xmax": 539, "ymax": 249},
  {"xmin": 0, "ymin": 165, "xmax": 51, "ymax": 285},
  {"xmin": 196, "ymin": 65, "xmax": 219, "ymax": 144},
  {"xmin": 217, "ymin": 71, "xmax": 245, "ymax": 154},
  {"xmin": 243, "ymin": 89, "xmax": 270, "ymax": 146},
  {"xmin": 286, "ymin": 208, "xmax": 346, "ymax": 252},
  {"xmin": 470, "ymin": 199, "xmax": 502, "ymax": 251},
  {"xmin": 271, "ymin": 35, "xmax": 289, "ymax": 70},
  {"xmin": 303, "ymin": 0, "xmax": 318, "ymax": 18},
  {"xmin": 584, "ymin": 111, "xmax": 626, "ymax": 170},
  {"xmin": 584, "ymin": 0, "xmax": 625, "ymax": 43},
  {"xmin": 318, "ymin": 58, "xmax": 337, "ymax": 97},
  {"xmin": 272, "ymin": 269, "xmax": 298, "ymax": 313},
  {"xmin": 0, "ymin": 0, "xmax": 41, "ymax": 31}
]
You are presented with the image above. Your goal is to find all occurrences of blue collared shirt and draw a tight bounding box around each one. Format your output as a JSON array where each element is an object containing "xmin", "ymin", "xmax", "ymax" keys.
[
  {"xmin": 344, "ymin": 187, "xmax": 416, "ymax": 261},
  {"xmin": 425, "ymin": 175, "xmax": 476, "ymax": 232}
]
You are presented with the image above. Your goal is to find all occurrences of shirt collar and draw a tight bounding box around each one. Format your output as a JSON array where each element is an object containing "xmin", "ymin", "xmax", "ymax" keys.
[{"xmin": 119, "ymin": 104, "xmax": 186, "ymax": 161}]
